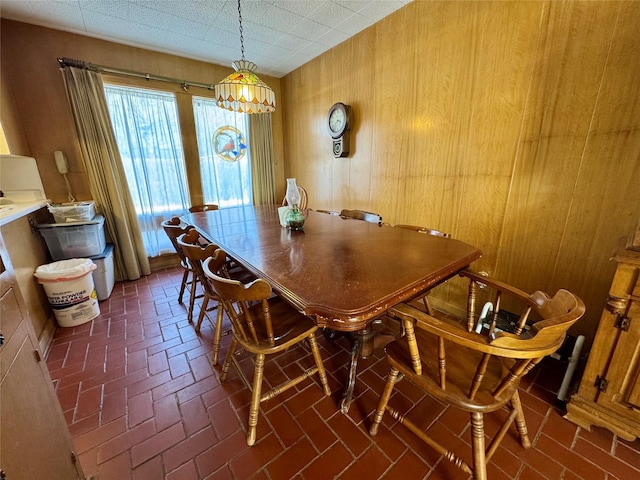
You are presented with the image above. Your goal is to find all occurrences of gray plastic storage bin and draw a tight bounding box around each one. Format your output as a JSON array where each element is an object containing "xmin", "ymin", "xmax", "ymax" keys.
[
  {"xmin": 89, "ymin": 244, "xmax": 115, "ymax": 301},
  {"xmin": 38, "ymin": 215, "xmax": 106, "ymax": 261}
]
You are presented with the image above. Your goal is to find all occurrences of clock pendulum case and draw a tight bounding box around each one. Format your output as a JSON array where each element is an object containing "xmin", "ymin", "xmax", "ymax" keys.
[{"xmin": 327, "ymin": 102, "xmax": 352, "ymax": 157}]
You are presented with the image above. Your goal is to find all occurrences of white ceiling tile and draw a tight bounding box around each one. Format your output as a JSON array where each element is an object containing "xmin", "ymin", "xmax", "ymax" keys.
[
  {"xmin": 241, "ymin": 20, "xmax": 286, "ymax": 44},
  {"xmin": 141, "ymin": 0, "xmax": 226, "ymax": 24},
  {"xmin": 78, "ymin": 0, "xmax": 132, "ymax": 20},
  {"xmin": 307, "ymin": 1, "xmax": 354, "ymax": 28},
  {"xmin": 202, "ymin": 25, "xmax": 241, "ymax": 49},
  {"xmin": 357, "ymin": 0, "xmax": 408, "ymax": 21},
  {"xmin": 333, "ymin": 12, "xmax": 374, "ymax": 36},
  {"xmin": 253, "ymin": 4, "xmax": 305, "ymax": 32},
  {"xmin": 14, "ymin": 0, "xmax": 85, "ymax": 26},
  {"xmin": 315, "ymin": 28, "xmax": 350, "ymax": 47},
  {"xmin": 288, "ymin": 17, "xmax": 331, "ymax": 39},
  {"xmin": 260, "ymin": 43, "xmax": 297, "ymax": 61},
  {"xmin": 296, "ymin": 41, "xmax": 333, "ymax": 60},
  {"xmin": 0, "ymin": 0, "xmax": 409, "ymax": 77},
  {"xmin": 277, "ymin": 1, "xmax": 324, "ymax": 17},
  {"xmin": 333, "ymin": 1, "xmax": 371, "ymax": 14},
  {"xmin": 274, "ymin": 34, "xmax": 312, "ymax": 52}
]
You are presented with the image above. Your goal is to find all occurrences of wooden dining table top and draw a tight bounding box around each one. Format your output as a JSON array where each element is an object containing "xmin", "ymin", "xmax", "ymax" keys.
[{"xmin": 182, "ymin": 204, "xmax": 482, "ymax": 332}]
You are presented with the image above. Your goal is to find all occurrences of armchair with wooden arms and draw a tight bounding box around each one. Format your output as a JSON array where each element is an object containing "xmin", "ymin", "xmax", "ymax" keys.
[
  {"xmin": 369, "ymin": 269, "xmax": 586, "ymax": 480},
  {"xmin": 339, "ymin": 209, "xmax": 382, "ymax": 225},
  {"xmin": 395, "ymin": 224, "xmax": 450, "ymax": 315},
  {"xmin": 203, "ymin": 249, "xmax": 331, "ymax": 446},
  {"xmin": 281, "ymin": 185, "xmax": 308, "ymax": 210}
]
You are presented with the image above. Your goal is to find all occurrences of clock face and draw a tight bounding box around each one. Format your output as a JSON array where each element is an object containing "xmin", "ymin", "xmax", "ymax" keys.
[
  {"xmin": 329, "ymin": 108, "xmax": 345, "ymax": 134},
  {"xmin": 327, "ymin": 103, "xmax": 350, "ymax": 138}
]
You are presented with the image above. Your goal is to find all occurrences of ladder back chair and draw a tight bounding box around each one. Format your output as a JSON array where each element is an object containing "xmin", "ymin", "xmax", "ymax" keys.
[
  {"xmin": 339, "ymin": 209, "xmax": 383, "ymax": 225},
  {"xmin": 203, "ymin": 249, "xmax": 331, "ymax": 446},
  {"xmin": 369, "ymin": 269, "xmax": 585, "ymax": 480},
  {"xmin": 395, "ymin": 224, "xmax": 451, "ymax": 315},
  {"xmin": 177, "ymin": 229, "xmax": 225, "ymax": 363},
  {"xmin": 161, "ymin": 217, "xmax": 197, "ymax": 310},
  {"xmin": 178, "ymin": 230, "xmax": 254, "ymax": 364},
  {"xmin": 281, "ymin": 185, "xmax": 309, "ymax": 210}
]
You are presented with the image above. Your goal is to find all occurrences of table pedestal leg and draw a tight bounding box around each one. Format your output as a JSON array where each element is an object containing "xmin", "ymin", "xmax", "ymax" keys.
[
  {"xmin": 334, "ymin": 320, "xmax": 400, "ymax": 414},
  {"xmin": 339, "ymin": 328, "xmax": 377, "ymax": 413}
]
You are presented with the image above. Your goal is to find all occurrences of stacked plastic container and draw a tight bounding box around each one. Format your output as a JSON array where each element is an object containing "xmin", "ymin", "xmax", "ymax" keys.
[{"xmin": 37, "ymin": 202, "xmax": 115, "ymax": 302}]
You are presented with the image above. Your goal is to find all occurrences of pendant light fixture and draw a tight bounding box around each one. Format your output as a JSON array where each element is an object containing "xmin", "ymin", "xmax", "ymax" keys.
[{"xmin": 214, "ymin": 0, "xmax": 276, "ymax": 114}]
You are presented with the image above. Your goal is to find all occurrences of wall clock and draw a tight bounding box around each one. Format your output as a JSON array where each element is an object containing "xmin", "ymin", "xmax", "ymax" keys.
[{"xmin": 327, "ymin": 102, "xmax": 351, "ymax": 157}]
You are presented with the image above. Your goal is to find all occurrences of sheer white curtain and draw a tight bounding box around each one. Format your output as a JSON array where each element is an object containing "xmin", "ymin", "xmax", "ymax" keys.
[
  {"xmin": 104, "ymin": 85, "xmax": 190, "ymax": 257},
  {"xmin": 192, "ymin": 97, "xmax": 253, "ymax": 207}
]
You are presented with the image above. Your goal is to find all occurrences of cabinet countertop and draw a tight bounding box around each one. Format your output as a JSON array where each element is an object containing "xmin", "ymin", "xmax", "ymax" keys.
[{"xmin": 0, "ymin": 200, "xmax": 50, "ymax": 227}]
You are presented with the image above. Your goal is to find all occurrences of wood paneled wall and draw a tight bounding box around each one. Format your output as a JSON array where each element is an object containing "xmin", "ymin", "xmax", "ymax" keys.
[
  {"xmin": 282, "ymin": 1, "xmax": 640, "ymax": 345},
  {"xmin": 2, "ymin": 3, "xmax": 639, "ymax": 347},
  {"xmin": 0, "ymin": 20, "xmax": 286, "ymax": 207}
]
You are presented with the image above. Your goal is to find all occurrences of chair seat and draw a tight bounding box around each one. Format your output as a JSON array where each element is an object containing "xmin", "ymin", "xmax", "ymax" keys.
[
  {"xmin": 385, "ymin": 327, "xmax": 516, "ymax": 412},
  {"xmin": 239, "ymin": 297, "xmax": 319, "ymax": 354}
]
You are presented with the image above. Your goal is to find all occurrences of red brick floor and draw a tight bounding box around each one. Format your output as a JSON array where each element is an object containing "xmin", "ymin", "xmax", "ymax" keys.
[{"xmin": 45, "ymin": 267, "xmax": 640, "ymax": 479}]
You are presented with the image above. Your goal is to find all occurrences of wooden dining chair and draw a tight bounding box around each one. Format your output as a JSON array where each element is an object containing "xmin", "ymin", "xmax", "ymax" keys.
[
  {"xmin": 161, "ymin": 217, "xmax": 198, "ymax": 310},
  {"xmin": 369, "ymin": 269, "xmax": 585, "ymax": 480},
  {"xmin": 189, "ymin": 203, "xmax": 219, "ymax": 213},
  {"xmin": 394, "ymin": 224, "xmax": 449, "ymax": 238},
  {"xmin": 281, "ymin": 185, "xmax": 308, "ymax": 210},
  {"xmin": 339, "ymin": 209, "xmax": 382, "ymax": 225},
  {"xmin": 395, "ymin": 224, "xmax": 451, "ymax": 315},
  {"xmin": 178, "ymin": 230, "xmax": 254, "ymax": 364},
  {"xmin": 314, "ymin": 209, "xmax": 340, "ymax": 215},
  {"xmin": 203, "ymin": 249, "xmax": 331, "ymax": 446}
]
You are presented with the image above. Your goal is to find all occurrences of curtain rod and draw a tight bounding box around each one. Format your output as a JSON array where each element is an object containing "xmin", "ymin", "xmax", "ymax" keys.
[{"xmin": 57, "ymin": 57, "xmax": 216, "ymax": 92}]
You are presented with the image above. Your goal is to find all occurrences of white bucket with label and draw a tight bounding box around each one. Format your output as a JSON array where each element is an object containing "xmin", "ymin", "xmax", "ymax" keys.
[{"xmin": 34, "ymin": 258, "xmax": 100, "ymax": 327}]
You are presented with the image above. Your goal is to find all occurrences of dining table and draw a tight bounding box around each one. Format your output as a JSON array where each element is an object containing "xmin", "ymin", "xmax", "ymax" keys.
[{"xmin": 182, "ymin": 204, "xmax": 482, "ymax": 412}]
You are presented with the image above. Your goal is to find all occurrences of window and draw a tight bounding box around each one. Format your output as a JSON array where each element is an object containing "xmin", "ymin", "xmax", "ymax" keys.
[
  {"xmin": 104, "ymin": 85, "xmax": 190, "ymax": 256},
  {"xmin": 193, "ymin": 97, "xmax": 253, "ymax": 207}
]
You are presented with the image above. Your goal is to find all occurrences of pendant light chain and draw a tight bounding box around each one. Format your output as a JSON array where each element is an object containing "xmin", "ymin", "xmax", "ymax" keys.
[
  {"xmin": 213, "ymin": 0, "xmax": 276, "ymax": 113},
  {"xmin": 237, "ymin": 0, "xmax": 245, "ymax": 62}
]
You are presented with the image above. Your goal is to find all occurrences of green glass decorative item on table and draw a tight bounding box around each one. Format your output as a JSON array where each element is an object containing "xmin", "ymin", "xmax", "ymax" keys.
[
  {"xmin": 285, "ymin": 178, "xmax": 305, "ymax": 230},
  {"xmin": 286, "ymin": 206, "xmax": 305, "ymax": 231}
]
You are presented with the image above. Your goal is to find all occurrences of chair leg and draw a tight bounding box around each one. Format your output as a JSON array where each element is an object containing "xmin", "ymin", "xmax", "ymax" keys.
[
  {"xmin": 178, "ymin": 269, "xmax": 189, "ymax": 304},
  {"xmin": 187, "ymin": 271, "xmax": 198, "ymax": 324},
  {"xmin": 369, "ymin": 367, "xmax": 400, "ymax": 436},
  {"xmin": 247, "ymin": 353, "xmax": 266, "ymax": 446},
  {"xmin": 511, "ymin": 390, "xmax": 531, "ymax": 448},
  {"xmin": 211, "ymin": 304, "xmax": 224, "ymax": 366},
  {"xmin": 416, "ymin": 289, "xmax": 435, "ymax": 315},
  {"xmin": 470, "ymin": 412, "xmax": 487, "ymax": 480},
  {"xmin": 195, "ymin": 295, "xmax": 209, "ymax": 333},
  {"xmin": 219, "ymin": 336, "xmax": 238, "ymax": 380},
  {"xmin": 307, "ymin": 333, "xmax": 331, "ymax": 396}
]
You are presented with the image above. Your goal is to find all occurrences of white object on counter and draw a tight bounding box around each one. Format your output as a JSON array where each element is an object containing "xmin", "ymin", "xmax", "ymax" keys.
[
  {"xmin": 0, "ymin": 154, "xmax": 50, "ymax": 226},
  {"xmin": 0, "ymin": 154, "xmax": 46, "ymax": 197}
]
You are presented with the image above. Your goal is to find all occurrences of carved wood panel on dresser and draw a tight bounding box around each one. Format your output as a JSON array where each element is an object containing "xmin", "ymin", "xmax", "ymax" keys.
[{"xmin": 565, "ymin": 237, "xmax": 640, "ymax": 441}]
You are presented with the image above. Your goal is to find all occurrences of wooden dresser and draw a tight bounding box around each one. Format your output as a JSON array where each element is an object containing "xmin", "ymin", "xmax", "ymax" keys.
[{"xmin": 565, "ymin": 234, "xmax": 640, "ymax": 441}]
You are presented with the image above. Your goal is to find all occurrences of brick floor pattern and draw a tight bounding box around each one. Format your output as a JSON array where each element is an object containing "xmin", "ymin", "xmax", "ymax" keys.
[{"xmin": 45, "ymin": 267, "xmax": 640, "ymax": 479}]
